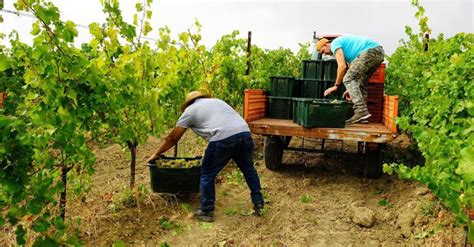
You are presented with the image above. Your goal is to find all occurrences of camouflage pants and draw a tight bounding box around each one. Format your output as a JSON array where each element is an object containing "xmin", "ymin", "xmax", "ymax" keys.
[{"xmin": 343, "ymin": 46, "xmax": 385, "ymax": 114}]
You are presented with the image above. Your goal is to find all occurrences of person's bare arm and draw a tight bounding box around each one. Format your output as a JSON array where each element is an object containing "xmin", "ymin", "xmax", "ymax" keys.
[
  {"xmin": 324, "ymin": 48, "xmax": 347, "ymax": 96},
  {"xmin": 147, "ymin": 126, "xmax": 187, "ymax": 162},
  {"xmin": 334, "ymin": 48, "xmax": 347, "ymax": 86}
]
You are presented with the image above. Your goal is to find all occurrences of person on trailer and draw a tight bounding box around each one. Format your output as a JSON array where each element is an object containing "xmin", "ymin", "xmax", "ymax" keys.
[
  {"xmin": 317, "ymin": 34, "xmax": 384, "ymax": 124},
  {"xmin": 147, "ymin": 91, "xmax": 265, "ymax": 222}
]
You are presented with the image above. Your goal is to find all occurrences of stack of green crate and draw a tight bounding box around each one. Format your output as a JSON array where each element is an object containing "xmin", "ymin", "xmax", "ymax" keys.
[
  {"xmin": 322, "ymin": 59, "xmax": 346, "ymax": 100},
  {"xmin": 299, "ymin": 59, "xmax": 347, "ymax": 99},
  {"xmin": 291, "ymin": 58, "xmax": 353, "ymax": 127},
  {"xmin": 298, "ymin": 60, "xmax": 325, "ymax": 98},
  {"xmin": 270, "ymin": 76, "xmax": 297, "ymax": 97},
  {"xmin": 268, "ymin": 96, "xmax": 292, "ymax": 119},
  {"xmin": 302, "ymin": 60, "xmax": 324, "ymax": 80},
  {"xmin": 268, "ymin": 58, "xmax": 353, "ymax": 126},
  {"xmin": 323, "ymin": 59, "xmax": 337, "ymax": 81},
  {"xmin": 320, "ymin": 80, "xmax": 346, "ymax": 100},
  {"xmin": 293, "ymin": 60, "xmax": 323, "ymax": 123},
  {"xmin": 268, "ymin": 76, "xmax": 296, "ymax": 119}
]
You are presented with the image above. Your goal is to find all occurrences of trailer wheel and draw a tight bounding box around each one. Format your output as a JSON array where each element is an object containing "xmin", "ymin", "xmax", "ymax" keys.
[
  {"xmin": 264, "ymin": 135, "xmax": 285, "ymax": 170},
  {"xmin": 363, "ymin": 144, "xmax": 384, "ymax": 179}
]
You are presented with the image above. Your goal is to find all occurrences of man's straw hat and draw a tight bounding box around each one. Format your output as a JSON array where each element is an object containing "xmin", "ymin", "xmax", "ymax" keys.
[{"xmin": 181, "ymin": 91, "xmax": 211, "ymax": 112}]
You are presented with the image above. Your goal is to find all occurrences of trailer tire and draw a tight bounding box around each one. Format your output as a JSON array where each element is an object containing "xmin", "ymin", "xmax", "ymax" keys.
[
  {"xmin": 264, "ymin": 135, "xmax": 285, "ymax": 170},
  {"xmin": 363, "ymin": 148, "xmax": 384, "ymax": 179}
]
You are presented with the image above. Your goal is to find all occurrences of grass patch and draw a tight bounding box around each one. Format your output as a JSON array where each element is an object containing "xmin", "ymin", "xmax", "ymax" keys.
[
  {"xmin": 420, "ymin": 199, "xmax": 442, "ymax": 216},
  {"xmin": 301, "ymin": 194, "xmax": 312, "ymax": 203},
  {"xmin": 198, "ymin": 222, "xmax": 213, "ymax": 230},
  {"xmin": 159, "ymin": 217, "xmax": 180, "ymax": 231},
  {"xmin": 180, "ymin": 203, "xmax": 193, "ymax": 213},
  {"xmin": 225, "ymin": 170, "xmax": 245, "ymax": 186},
  {"xmin": 220, "ymin": 190, "xmax": 229, "ymax": 197},
  {"xmin": 224, "ymin": 208, "xmax": 238, "ymax": 216}
]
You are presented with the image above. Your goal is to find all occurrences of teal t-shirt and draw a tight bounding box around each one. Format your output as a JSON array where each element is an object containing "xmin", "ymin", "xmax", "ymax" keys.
[{"xmin": 330, "ymin": 35, "xmax": 380, "ymax": 63}]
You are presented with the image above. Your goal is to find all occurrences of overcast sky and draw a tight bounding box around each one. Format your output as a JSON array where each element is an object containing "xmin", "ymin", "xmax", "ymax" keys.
[{"xmin": 1, "ymin": 0, "xmax": 472, "ymax": 55}]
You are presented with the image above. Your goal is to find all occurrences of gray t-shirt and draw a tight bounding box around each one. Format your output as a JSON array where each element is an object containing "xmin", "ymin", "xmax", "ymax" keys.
[{"xmin": 176, "ymin": 98, "xmax": 250, "ymax": 142}]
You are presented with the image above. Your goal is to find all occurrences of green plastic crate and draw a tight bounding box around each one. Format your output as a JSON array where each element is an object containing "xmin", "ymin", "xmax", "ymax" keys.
[
  {"xmin": 302, "ymin": 60, "xmax": 324, "ymax": 80},
  {"xmin": 268, "ymin": 96, "xmax": 292, "ymax": 119},
  {"xmin": 292, "ymin": 98, "xmax": 299, "ymax": 123},
  {"xmin": 323, "ymin": 59, "xmax": 338, "ymax": 81},
  {"xmin": 299, "ymin": 79, "xmax": 323, "ymax": 98},
  {"xmin": 321, "ymin": 80, "xmax": 346, "ymax": 100},
  {"xmin": 294, "ymin": 98, "xmax": 305, "ymax": 125},
  {"xmin": 294, "ymin": 98, "xmax": 311, "ymax": 126},
  {"xmin": 292, "ymin": 78, "xmax": 303, "ymax": 97},
  {"xmin": 292, "ymin": 97, "xmax": 312, "ymax": 123},
  {"xmin": 295, "ymin": 99, "xmax": 353, "ymax": 124},
  {"xmin": 270, "ymin": 76, "xmax": 296, "ymax": 97},
  {"xmin": 294, "ymin": 98, "xmax": 348, "ymax": 128}
]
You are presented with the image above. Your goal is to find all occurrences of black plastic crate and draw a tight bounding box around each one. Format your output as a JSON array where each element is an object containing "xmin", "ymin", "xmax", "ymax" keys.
[
  {"xmin": 270, "ymin": 76, "xmax": 296, "ymax": 97},
  {"xmin": 302, "ymin": 60, "xmax": 324, "ymax": 80},
  {"xmin": 323, "ymin": 59, "xmax": 338, "ymax": 81},
  {"xmin": 294, "ymin": 98, "xmax": 348, "ymax": 128},
  {"xmin": 268, "ymin": 96, "xmax": 292, "ymax": 119},
  {"xmin": 147, "ymin": 156, "xmax": 202, "ymax": 193}
]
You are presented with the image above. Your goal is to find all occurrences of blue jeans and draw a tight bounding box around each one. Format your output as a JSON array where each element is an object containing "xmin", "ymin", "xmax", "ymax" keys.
[{"xmin": 200, "ymin": 132, "xmax": 264, "ymax": 212}]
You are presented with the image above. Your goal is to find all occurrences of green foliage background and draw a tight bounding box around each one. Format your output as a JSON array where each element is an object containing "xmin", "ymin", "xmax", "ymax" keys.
[
  {"xmin": 384, "ymin": 0, "xmax": 473, "ymax": 241},
  {"xmin": 3, "ymin": 0, "xmax": 471, "ymax": 245},
  {"xmin": 0, "ymin": 0, "xmax": 308, "ymax": 245}
]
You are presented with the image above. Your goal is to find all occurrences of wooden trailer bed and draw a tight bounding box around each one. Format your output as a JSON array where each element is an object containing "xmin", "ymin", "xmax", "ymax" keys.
[{"xmin": 243, "ymin": 89, "xmax": 399, "ymax": 143}]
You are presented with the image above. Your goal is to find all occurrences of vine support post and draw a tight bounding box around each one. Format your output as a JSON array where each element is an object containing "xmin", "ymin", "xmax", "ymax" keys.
[
  {"xmin": 174, "ymin": 143, "xmax": 178, "ymax": 157},
  {"xmin": 59, "ymin": 162, "xmax": 69, "ymax": 221},
  {"xmin": 127, "ymin": 140, "xmax": 138, "ymax": 189},
  {"xmin": 424, "ymin": 32, "xmax": 429, "ymax": 51},
  {"xmin": 246, "ymin": 31, "xmax": 252, "ymax": 76}
]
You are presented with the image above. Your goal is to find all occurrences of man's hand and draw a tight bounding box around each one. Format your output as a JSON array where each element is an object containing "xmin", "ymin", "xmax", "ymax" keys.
[
  {"xmin": 146, "ymin": 154, "xmax": 159, "ymax": 164},
  {"xmin": 343, "ymin": 90, "xmax": 351, "ymax": 100},
  {"xmin": 324, "ymin": 86, "xmax": 338, "ymax": 97},
  {"xmin": 146, "ymin": 126, "xmax": 187, "ymax": 165}
]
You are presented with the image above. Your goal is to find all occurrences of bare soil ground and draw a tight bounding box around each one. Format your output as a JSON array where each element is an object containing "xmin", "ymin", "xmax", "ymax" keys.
[{"xmin": 1, "ymin": 132, "xmax": 467, "ymax": 246}]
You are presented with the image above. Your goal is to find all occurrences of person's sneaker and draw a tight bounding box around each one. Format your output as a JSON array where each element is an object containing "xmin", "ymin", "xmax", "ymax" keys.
[
  {"xmin": 194, "ymin": 208, "xmax": 214, "ymax": 222},
  {"xmin": 254, "ymin": 203, "xmax": 265, "ymax": 216},
  {"xmin": 346, "ymin": 111, "xmax": 371, "ymax": 124}
]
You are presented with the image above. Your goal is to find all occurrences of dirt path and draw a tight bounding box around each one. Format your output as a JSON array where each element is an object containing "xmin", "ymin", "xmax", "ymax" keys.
[{"xmin": 63, "ymin": 133, "xmax": 465, "ymax": 246}]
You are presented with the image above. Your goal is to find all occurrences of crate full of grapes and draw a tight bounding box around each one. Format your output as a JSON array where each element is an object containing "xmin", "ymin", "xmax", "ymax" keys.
[{"xmin": 147, "ymin": 155, "xmax": 202, "ymax": 193}]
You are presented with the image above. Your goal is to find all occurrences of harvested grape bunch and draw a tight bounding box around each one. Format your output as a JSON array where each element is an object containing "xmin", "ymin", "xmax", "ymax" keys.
[{"xmin": 157, "ymin": 159, "xmax": 201, "ymax": 168}]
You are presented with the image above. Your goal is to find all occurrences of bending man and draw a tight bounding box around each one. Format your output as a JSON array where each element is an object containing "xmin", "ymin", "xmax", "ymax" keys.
[
  {"xmin": 317, "ymin": 34, "xmax": 384, "ymax": 124},
  {"xmin": 147, "ymin": 91, "xmax": 265, "ymax": 222}
]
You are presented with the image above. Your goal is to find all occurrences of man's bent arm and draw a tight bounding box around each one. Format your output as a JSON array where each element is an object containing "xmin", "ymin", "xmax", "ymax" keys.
[
  {"xmin": 334, "ymin": 48, "xmax": 347, "ymax": 87},
  {"xmin": 148, "ymin": 126, "xmax": 187, "ymax": 161}
]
